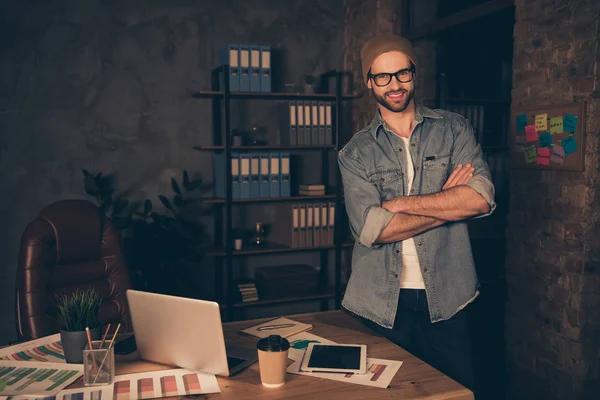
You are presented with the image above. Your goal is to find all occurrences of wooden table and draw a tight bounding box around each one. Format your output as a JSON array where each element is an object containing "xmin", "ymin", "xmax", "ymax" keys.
[{"xmin": 114, "ymin": 309, "xmax": 473, "ymax": 399}]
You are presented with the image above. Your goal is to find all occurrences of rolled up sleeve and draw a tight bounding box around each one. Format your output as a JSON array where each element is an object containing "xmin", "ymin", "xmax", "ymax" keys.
[
  {"xmin": 360, "ymin": 206, "xmax": 394, "ymax": 247},
  {"xmin": 451, "ymin": 116, "xmax": 497, "ymax": 219},
  {"xmin": 338, "ymin": 149, "xmax": 393, "ymax": 248},
  {"xmin": 467, "ymin": 175, "xmax": 496, "ymax": 218}
]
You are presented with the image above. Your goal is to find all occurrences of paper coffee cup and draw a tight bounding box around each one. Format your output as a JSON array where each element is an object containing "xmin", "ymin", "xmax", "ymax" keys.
[{"xmin": 256, "ymin": 335, "xmax": 290, "ymax": 388}]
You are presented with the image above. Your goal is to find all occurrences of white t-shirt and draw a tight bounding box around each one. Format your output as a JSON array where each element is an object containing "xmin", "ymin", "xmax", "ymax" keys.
[{"xmin": 399, "ymin": 136, "xmax": 425, "ymax": 289}]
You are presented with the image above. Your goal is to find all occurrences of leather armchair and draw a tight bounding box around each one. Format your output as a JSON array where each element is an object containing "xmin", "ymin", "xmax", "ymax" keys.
[{"xmin": 16, "ymin": 199, "xmax": 132, "ymax": 341}]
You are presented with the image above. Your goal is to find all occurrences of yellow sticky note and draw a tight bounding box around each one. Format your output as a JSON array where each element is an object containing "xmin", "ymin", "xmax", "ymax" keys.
[
  {"xmin": 550, "ymin": 116, "xmax": 564, "ymax": 134},
  {"xmin": 535, "ymin": 114, "xmax": 548, "ymax": 131}
]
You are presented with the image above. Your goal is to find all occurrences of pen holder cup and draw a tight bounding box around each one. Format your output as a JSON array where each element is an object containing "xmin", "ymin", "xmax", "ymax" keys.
[{"xmin": 83, "ymin": 341, "xmax": 115, "ymax": 386}]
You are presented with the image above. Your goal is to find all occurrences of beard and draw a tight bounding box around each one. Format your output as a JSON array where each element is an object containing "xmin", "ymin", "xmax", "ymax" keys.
[{"xmin": 372, "ymin": 86, "xmax": 415, "ymax": 113}]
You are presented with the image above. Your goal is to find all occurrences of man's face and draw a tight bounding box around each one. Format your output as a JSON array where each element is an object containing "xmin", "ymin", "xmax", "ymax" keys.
[{"xmin": 367, "ymin": 51, "xmax": 415, "ymax": 113}]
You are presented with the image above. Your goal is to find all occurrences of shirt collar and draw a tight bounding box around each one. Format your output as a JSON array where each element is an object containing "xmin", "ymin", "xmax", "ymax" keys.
[{"xmin": 369, "ymin": 102, "xmax": 443, "ymax": 139}]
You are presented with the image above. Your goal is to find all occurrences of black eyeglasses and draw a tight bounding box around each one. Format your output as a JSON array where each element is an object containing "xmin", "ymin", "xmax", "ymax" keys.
[{"xmin": 368, "ymin": 67, "xmax": 416, "ymax": 87}]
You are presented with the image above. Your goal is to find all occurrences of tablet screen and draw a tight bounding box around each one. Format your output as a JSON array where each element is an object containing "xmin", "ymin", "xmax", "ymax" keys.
[{"xmin": 307, "ymin": 345, "xmax": 362, "ymax": 370}]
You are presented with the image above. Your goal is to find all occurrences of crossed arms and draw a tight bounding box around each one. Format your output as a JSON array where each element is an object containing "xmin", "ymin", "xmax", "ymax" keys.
[
  {"xmin": 338, "ymin": 118, "xmax": 496, "ymax": 248},
  {"xmin": 375, "ymin": 164, "xmax": 490, "ymax": 243}
]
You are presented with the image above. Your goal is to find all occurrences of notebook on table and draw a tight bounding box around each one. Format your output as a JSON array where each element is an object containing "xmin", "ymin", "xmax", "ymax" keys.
[{"xmin": 240, "ymin": 317, "xmax": 313, "ymax": 339}]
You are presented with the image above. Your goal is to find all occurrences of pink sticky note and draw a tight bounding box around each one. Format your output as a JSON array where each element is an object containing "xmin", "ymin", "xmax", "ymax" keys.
[
  {"xmin": 537, "ymin": 148, "xmax": 551, "ymax": 157},
  {"xmin": 537, "ymin": 156, "xmax": 550, "ymax": 166},
  {"xmin": 525, "ymin": 125, "xmax": 538, "ymax": 142},
  {"xmin": 551, "ymin": 145, "xmax": 565, "ymax": 165}
]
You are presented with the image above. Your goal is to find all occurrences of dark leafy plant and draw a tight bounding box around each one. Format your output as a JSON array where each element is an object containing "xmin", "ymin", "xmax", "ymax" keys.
[
  {"xmin": 55, "ymin": 289, "xmax": 103, "ymax": 332},
  {"xmin": 80, "ymin": 169, "xmax": 211, "ymax": 297},
  {"xmin": 128, "ymin": 170, "xmax": 211, "ymax": 296},
  {"xmin": 82, "ymin": 169, "xmax": 131, "ymax": 230}
]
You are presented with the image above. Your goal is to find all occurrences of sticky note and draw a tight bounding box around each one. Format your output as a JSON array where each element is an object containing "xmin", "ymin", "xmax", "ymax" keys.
[
  {"xmin": 538, "ymin": 131, "xmax": 553, "ymax": 148},
  {"xmin": 0, "ymin": 380, "xmax": 5, "ymax": 391},
  {"xmin": 516, "ymin": 114, "xmax": 528, "ymax": 131},
  {"xmin": 535, "ymin": 114, "xmax": 548, "ymax": 131},
  {"xmin": 537, "ymin": 156, "xmax": 550, "ymax": 166},
  {"xmin": 551, "ymin": 145, "xmax": 565, "ymax": 165},
  {"xmin": 550, "ymin": 116, "xmax": 564, "ymax": 134},
  {"xmin": 524, "ymin": 145, "xmax": 537, "ymax": 163},
  {"xmin": 564, "ymin": 113, "xmax": 578, "ymax": 133},
  {"xmin": 525, "ymin": 125, "xmax": 538, "ymax": 142},
  {"xmin": 562, "ymin": 135, "xmax": 578, "ymax": 155},
  {"xmin": 515, "ymin": 135, "xmax": 526, "ymax": 152},
  {"xmin": 537, "ymin": 147, "xmax": 551, "ymax": 157}
]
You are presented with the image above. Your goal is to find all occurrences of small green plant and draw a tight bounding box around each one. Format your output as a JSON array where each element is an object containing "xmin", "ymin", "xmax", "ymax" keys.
[{"xmin": 55, "ymin": 289, "xmax": 103, "ymax": 332}]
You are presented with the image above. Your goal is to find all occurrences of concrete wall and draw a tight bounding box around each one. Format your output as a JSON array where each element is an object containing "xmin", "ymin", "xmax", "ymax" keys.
[{"xmin": 0, "ymin": 0, "xmax": 344, "ymax": 345}]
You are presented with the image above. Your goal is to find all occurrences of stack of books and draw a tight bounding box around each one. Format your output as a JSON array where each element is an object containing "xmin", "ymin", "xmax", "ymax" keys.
[
  {"xmin": 299, "ymin": 184, "xmax": 325, "ymax": 196},
  {"xmin": 237, "ymin": 281, "xmax": 259, "ymax": 303}
]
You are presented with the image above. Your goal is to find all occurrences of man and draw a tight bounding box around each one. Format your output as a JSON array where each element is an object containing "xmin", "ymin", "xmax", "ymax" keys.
[{"xmin": 338, "ymin": 34, "xmax": 496, "ymax": 390}]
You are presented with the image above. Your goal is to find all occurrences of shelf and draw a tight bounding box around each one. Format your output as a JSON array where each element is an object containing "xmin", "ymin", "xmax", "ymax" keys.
[
  {"xmin": 193, "ymin": 145, "xmax": 335, "ymax": 151},
  {"xmin": 210, "ymin": 242, "xmax": 354, "ymax": 257},
  {"xmin": 221, "ymin": 291, "xmax": 335, "ymax": 309},
  {"xmin": 192, "ymin": 91, "xmax": 360, "ymax": 101},
  {"xmin": 203, "ymin": 194, "xmax": 336, "ymax": 204}
]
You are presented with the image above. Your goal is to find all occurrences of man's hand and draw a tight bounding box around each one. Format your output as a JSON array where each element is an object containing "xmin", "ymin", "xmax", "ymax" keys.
[{"xmin": 442, "ymin": 164, "xmax": 474, "ymax": 190}]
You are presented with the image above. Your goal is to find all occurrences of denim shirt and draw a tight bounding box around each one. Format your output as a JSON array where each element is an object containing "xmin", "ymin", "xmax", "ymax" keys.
[{"xmin": 338, "ymin": 103, "xmax": 496, "ymax": 327}]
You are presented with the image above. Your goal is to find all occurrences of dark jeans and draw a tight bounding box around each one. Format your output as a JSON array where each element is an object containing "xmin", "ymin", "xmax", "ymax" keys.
[{"xmin": 361, "ymin": 289, "xmax": 474, "ymax": 390}]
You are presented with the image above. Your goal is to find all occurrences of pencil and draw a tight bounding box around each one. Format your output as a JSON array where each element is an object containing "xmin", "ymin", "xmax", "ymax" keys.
[{"xmin": 85, "ymin": 327, "xmax": 97, "ymax": 373}]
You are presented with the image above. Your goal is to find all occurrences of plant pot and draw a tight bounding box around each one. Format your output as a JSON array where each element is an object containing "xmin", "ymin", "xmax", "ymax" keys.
[{"xmin": 60, "ymin": 327, "xmax": 101, "ymax": 364}]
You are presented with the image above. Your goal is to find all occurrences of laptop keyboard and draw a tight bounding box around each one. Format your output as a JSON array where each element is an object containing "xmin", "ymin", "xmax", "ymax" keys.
[{"xmin": 227, "ymin": 355, "xmax": 246, "ymax": 370}]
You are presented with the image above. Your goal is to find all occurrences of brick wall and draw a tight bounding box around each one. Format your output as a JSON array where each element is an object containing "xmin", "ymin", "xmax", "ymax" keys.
[{"xmin": 506, "ymin": 1, "xmax": 600, "ymax": 398}]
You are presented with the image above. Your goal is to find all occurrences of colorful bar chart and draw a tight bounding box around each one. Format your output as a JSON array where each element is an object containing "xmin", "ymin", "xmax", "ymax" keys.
[
  {"xmin": 159, "ymin": 376, "xmax": 177, "ymax": 398},
  {"xmin": 60, "ymin": 385, "xmax": 111, "ymax": 400},
  {"xmin": 136, "ymin": 378, "xmax": 153, "ymax": 399},
  {"xmin": 113, "ymin": 381, "xmax": 130, "ymax": 400},
  {"xmin": 0, "ymin": 335, "xmax": 65, "ymax": 363},
  {"xmin": 182, "ymin": 374, "xmax": 201, "ymax": 395},
  {"xmin": 0, "ymin": 361, "xmax": 82, "ymax": 396},
  {"xmin": 111, "ymin": 368, "xmax": 220, "ymax": 399}
]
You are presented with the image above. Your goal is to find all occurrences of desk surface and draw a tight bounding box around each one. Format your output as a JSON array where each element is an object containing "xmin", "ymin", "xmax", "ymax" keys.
[{"xmin": 114, "ymin": 309, "xmax": 473, "ymax": 400}]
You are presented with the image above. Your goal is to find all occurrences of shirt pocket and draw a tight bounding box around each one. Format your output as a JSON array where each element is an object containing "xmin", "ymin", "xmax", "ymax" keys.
[
  {"xmin": 367, "ymin": 168, "xmax": 404, "ymax": 201},
  {"xmin": 422, "ymin": 153, "xmax": 451, "ymax": 193}
]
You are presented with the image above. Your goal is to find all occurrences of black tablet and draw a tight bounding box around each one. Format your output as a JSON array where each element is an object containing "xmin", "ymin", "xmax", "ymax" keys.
[{"xmin": 300, "ymin": 343, "xmax": 367, "ymax": 374}]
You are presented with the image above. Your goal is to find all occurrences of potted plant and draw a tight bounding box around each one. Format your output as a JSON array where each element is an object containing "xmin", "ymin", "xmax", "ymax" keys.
[
  {"xmin": 304, "ymin": 75, "xmax": 314, "ymax": 94},
  {"xmin": 56, "ymin": 289, "xmax": 103, "ymax": 364}
]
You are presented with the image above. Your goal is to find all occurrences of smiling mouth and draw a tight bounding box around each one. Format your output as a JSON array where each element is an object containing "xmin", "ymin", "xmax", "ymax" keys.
[{"xmin": 386, "ymin": 91, "xmax": 407, "ymax": 100}]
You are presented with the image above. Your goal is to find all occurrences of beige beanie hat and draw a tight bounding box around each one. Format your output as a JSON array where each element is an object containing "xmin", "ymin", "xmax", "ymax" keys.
[{"xmin": 360, "ymin": 34, "xmax": 418, "ymax": 84}]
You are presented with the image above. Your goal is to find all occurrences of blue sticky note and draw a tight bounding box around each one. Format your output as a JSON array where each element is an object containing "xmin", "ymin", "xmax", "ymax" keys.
[
  {"xmin": 564, "ymin": 114, "xmax": 578, "ymax": 133},
  {"xmin": 562, "ymin": 135, "xmax": 578, "ymax": 156},
  {"xmin": 538, "ymin": 131, "xmax": 553, "ymax": 148},
  {"xmin": 516, "ymin": 114, "xmax": 528, "ymax": 132}
]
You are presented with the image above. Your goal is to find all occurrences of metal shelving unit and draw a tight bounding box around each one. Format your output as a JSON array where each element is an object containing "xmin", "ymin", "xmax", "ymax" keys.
[{"xmin": 194, "ymin": 65, "xmax": 356, "ymax": 321}]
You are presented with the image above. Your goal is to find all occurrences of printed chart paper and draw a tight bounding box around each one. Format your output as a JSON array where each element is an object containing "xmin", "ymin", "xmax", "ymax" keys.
[
  {"xmin": 112, "ymin": 368, "xmax": 220, "ymax": 399},
  {"xmin": 0, "ymin": 361, "xmax": 83, "ymax": 397},
  {"xmin": 285, "ymin": 332, "xmax": 403, "ymax": 388},
  {"xmin": 0, "ymin": 335, "xmax": 64, "ymax": 363},
  {"xmin": 288, "ymin": 356, "xmax": 403, "ymax": 389}
]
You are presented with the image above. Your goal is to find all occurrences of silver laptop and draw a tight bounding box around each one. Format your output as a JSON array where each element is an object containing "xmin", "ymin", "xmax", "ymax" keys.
[{"xmin": 126, "ymin": 289, "xmax": 257, "ymax": 376}]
